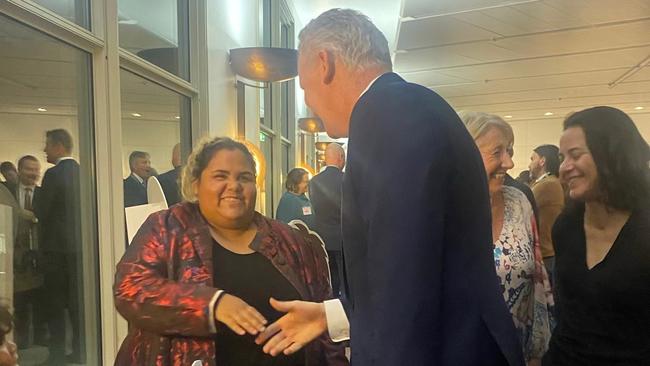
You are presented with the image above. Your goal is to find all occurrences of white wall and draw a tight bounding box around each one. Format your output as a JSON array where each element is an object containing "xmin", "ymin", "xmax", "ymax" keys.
[
  {"xmin": 508, "ymin": 111, "xmax": 650, "ymax": 176},
  {"xmin": 121, "ymin": 118, "xmax": 180, "ymax": 177},
  {"xmin": 0, "ymin": 112, "xmax": 79, "ymax": 182},
  {"xmin": 205, "ymin": 0, "xmax": 260, "ymax": 141}
]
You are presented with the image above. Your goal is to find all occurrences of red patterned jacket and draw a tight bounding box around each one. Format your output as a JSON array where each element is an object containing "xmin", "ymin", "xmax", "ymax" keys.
[{"xmin": 114, "ymin": 202, "xmax": 348, "ymax": 366}]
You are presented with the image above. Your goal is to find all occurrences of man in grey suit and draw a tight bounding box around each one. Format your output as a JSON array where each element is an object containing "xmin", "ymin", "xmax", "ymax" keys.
[{"xmin": 309, "ymin": 143, "xmax": 345, "ymax": 297}]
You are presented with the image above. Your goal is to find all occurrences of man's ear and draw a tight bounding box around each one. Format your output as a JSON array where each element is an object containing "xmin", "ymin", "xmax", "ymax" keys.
[
  {"xmin": 318, "ymin": 50, "xmax": 336, "ymax": 84},
  {"xmin": 540, "ymin": 156, "xmax": 547, "ymax": 169}
]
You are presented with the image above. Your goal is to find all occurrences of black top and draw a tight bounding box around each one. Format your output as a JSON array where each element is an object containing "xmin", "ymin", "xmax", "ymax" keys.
[
  {"xmin": 543, "ymin": 205, "xmax": 650, "ymax": 365},
  {"xmin": 212, "ymin": 239, "xmax": 305, "ymax": 366}
]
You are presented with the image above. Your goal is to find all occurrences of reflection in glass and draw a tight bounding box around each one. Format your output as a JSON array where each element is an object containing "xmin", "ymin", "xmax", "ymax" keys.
[
  {"xmin": 30, "ymin": 0, "xmax": 90, "ymax": 29},
  {"xmin": 0, "ymin": 14, "xmax": 98, "ymax": 365},
  {"xmin": 260, "ymin": 132, "xmax": 273, "ymax": 216},
  {"xmin": 118, "ymin": 0, "xmax": 190, "ymax": 80},
  {"xmin": 120, "ymin": 69, "xmax": 191, "ymax": 208}
]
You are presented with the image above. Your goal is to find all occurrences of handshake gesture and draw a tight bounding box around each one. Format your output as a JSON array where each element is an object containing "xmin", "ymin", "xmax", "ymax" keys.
[{"xmin": 215, "ymin": 293, "xmax": 329, "ymax": 356}]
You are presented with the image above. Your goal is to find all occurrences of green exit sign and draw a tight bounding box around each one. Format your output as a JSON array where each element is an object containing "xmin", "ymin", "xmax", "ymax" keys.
[{"xmin": 260, "ymin": 132, "xmax": 266, "ymax": 142}]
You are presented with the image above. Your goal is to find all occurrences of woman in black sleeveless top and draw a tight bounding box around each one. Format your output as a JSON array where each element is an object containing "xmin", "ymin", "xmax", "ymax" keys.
[{"xmin": 543, "ymin": 107, "xmax": 650, "ymax": 365}]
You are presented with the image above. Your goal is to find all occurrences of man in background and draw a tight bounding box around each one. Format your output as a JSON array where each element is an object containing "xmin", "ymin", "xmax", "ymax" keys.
[
  {"xmin": 34, "ymin": 128, "xmax": 83, "ymax": 364},
  {"xmin": 123, "ymin": 151, "xmax": 151, "ymax": 207},
  {"xmin": 309, "ymin": 143, "xmax": 345, "ymax": 297},
  {"xmin": 529, "ymin": 144, "xmax": 564, "ymax": 284},
  {"xmin": 158, "ymin": 143, "xmax": 182, "ymax": 206},
  {"xmin": 0, "ymin": 162, "xmax": 18, "ymax": 191},
  {"xmin": 11, "ymin": 155, "xmax": 46, "ymax": 349}
]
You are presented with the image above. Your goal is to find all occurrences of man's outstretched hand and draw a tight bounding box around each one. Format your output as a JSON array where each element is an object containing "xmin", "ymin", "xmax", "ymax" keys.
[{"xmin": 255, "ymin": 298, "xmax": 328, "ymax": 356}]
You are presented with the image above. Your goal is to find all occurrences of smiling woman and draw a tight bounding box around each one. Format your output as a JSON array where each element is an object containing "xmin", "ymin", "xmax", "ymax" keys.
[
  {"xmin": 544, "ymin": 107, "xmax": 650, "ymax": 366},
  {"xmin": 461, "ymin": 112, "xmax": 554, "ymax": 364},
  {"xmin": 113, "ymin": 136, "xmax": 348, "ymax": 366}
]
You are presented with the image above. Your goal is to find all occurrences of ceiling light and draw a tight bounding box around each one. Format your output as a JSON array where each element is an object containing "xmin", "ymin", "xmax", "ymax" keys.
[
  {"xmin": 504, "ymin": 115, "xmax": 513, "ymax": 119},
  {"xmin": 174, "ymin": 116, "xmax": 180, "ymax": 119},
  {"xmin": 131, "ymin": 113, "xmax": 142, "ymax": 117},
  {"xmin": 544, "ymin": 112, "xmax": 554, "ymax": 116},
  {"xmin": 37, "ymin": 107, "xmax": 47, "ymax": 112},
  {"xmin": 634, "ymin": 106, "xmax": 644, "ymax": 110}
]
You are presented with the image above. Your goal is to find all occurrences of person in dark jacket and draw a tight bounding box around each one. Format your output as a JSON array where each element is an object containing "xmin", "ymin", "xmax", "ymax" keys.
[
  {"xmin": 158, "ymin": 143, "xmax": 183, "ymax": 206},
  {"xmin": 114, "ymin": 137, "xmax": 347, "ymax": 366},
  {"xmin": 276, "ymin": 168, "xmax": 314, "ymax": 227},
  {"xmin": 309, "ymin": 143, "xmax": 345, "ymax": 297},
  {"xmin": 256, "ymin": 8, "xmax": 524, "ymax": 366},
  {"xmin": 123, "ymin": 150, "xmax": 151, "ymax": 207},
  {"xmin": 34, "ymin": 128, "xmax": 83, "ymax": 364}
]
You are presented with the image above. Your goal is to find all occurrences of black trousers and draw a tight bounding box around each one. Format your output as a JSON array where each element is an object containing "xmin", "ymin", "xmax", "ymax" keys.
[
  {"xmin": 327, "ymin": 250, "xmax": 344, "ymax": 298},
  {"xmin": 41, "ymin": 251, "xmax": 81, "ymax": 363}
]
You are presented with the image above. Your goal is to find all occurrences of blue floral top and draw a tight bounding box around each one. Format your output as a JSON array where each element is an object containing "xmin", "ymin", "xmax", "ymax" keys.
[{"xmin": 494, "ymin": 186, "xmax": 554, "ymax": 361}]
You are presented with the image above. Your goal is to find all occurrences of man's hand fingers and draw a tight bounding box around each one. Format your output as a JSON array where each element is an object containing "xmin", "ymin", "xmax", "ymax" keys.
[
  {"xmin": 255, "ymin": 321, "xmax": 281, "ymax": 345},
  {"xmin": 262, "ymin": 331, "xmax": 286, "ymax": 354},
  {"xmin": 269, "ymin": 336, "xmax": 295, "ymax": 356},
  {"xmin": 269, "ymin": 297, "xmax": 294, "ymax": 313},
  {"xmin": 283, "ymin": 342, "xmax": 304, "ymax": 356}
]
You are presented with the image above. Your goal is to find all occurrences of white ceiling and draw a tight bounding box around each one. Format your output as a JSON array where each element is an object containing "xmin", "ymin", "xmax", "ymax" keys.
[
  {"xmin": 394, "ymin": 0, "xmax": 650, "ymax": 121},
  {"xmin": 294, "ymin": 0, "xmax": 650, "ymax": 122}
]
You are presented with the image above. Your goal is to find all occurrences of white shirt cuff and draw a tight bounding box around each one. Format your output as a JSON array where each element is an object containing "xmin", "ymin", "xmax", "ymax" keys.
[
  {"xmin": 208, "ymin": 289, "xmax": 224, "ymax": 333},
  {"xmin": 324, "ymin": 299, "xmax": 350, "ymax": 342}
]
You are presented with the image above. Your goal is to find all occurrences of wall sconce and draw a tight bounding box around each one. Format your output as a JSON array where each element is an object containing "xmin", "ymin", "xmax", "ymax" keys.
[
  {"xmin": 298, "ymin": 117, "xmax": 325, "ymax": 134},
  {"xmin": 229, "ymin": 47, "xmax": 298, "ymax": 84},
  {"xmin": 230, "ymin": 47, "xmax": 298, "ymax": 138}
]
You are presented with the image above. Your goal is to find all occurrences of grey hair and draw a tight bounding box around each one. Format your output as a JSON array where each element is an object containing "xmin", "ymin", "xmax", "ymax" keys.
[
  {"xmin": 298, "ymin": 8, "xmax": 392, "ymax": 71},
  {"xmin": 459, "ymin": 111, "xmax": 514, "ymax": 144}
]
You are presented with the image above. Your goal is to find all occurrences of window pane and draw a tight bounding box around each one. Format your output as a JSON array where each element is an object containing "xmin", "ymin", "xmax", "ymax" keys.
[
  {"xmin": 0, "ymin": 14, "xmax": 99, "ymax": 364},
  {"xmin": 118, "ymin": 0, "xmax": 190, "ymax": 80},
  {"xmin": 281, "ymin": 143, "xmax": 289, "ymax": 187},
  {"xmin": 30, "ymin": 0, "xmax": 90, "ymax": 29},
  {"xmin": 260, "ymin": 132, "xmax": 273, "ymax": 216},
  {"xmin": 120, "ymin": 69, "xmax": 191, "ymax": 209},
  {"xmin": 281, "ymin": 82, "xmax": 289, "ymax": 137}
]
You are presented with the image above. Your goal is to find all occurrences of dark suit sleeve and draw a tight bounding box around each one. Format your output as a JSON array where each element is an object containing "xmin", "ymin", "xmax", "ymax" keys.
[{"xmin": 34, "ymin": 170, "xmax": 55, "ymax": 222}]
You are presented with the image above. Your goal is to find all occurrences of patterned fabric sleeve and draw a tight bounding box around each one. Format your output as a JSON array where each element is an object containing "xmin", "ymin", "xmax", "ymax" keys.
[
  {"xmin": 527, "ymin": 209, "xmax": 555, "ymax": 359},
  {"xmin": 114, "ymin": 212, "xmax": 220, "ymax": 337}
]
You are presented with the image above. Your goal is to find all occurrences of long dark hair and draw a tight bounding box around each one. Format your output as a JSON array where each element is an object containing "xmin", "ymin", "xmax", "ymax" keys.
[{"xmin": 563, "ymin": 106, "xmax": 650, "ymax": 210}]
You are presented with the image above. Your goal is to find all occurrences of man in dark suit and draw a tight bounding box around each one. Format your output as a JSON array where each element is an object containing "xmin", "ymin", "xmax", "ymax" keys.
[
  {"xmin": 34, "ymin": 129, "xmax": 83, "ymax": 364},
  {"xmin": 257, "ymin": 9, "xmax": 524, "ymax": 366},
  {"xmin": 157, "ymin": 143, "xmax": 182, "ymax": 206},
  {"xmin": 123, "ymin": 151, "xmax": 151, "ymax": 207},
  {"xmin": 0, "ymin": 161, "xmax": 18, "ymax": 192},
  {"xmin": 309, "ymin": 143, "xmax": 345, "ymax": 297},
  {"xmin": 11, "ymin": 155, "xmax": 46, "ymax": 349}
]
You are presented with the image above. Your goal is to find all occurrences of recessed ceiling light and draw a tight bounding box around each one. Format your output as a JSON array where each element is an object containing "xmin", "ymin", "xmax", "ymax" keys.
[
  {"xmin": 131, "ymin": 113, "xmax": 142, "ymax": 117},
  {"xmin": 634, "ymin": 106, "xmax": 644, "ymax": 110},
  {"xmin": 174, "ymin": 116, "xmax": 180, "ymax": 119},
  {"xmin": 37, "ymin": 107, "xmax": 47, "ymax": 112},
  {"xmin": 544, "ymin": 112, "xmax": 554, "ymax": 116},
  {"xmin": 504, "ymin": 115, "xmax": 513, "ymax": 119}
]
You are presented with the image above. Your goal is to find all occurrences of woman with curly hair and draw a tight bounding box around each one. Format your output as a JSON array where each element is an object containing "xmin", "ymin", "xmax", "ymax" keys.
[{"xmin": 114, "ymin": 137, "xmax": 347, "ymax": 366}]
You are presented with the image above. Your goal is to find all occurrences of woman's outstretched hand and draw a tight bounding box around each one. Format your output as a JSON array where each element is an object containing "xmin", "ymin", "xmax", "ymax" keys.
[{"xmin": 215, "ymin": 293, "xmax": 268, "ymax": 335}]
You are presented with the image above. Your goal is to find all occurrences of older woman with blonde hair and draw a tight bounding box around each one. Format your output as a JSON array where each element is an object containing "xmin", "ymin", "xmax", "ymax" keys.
[
  {"xmin": 113, "ymin": 136, "xmax": 347, "ymax": 366},
  {"xmin": 460, "ymin": 112, "xmax": 554, "ymax": 366}
]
